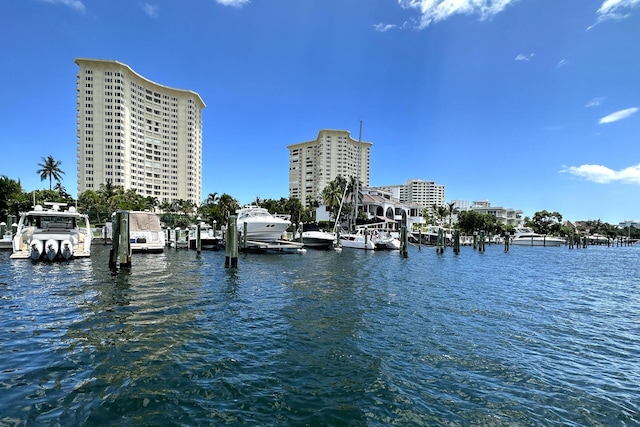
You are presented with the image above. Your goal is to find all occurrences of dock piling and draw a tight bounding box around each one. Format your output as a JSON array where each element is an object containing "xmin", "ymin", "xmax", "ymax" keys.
[{"xmin": 225, "ymin": 215, "xmax": 238, "ymax": 268}]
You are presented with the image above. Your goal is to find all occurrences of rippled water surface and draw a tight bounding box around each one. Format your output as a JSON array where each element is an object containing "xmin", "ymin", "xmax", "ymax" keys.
[{"xmin": 1, "ymin": 244, "xmax": 639, "ymax": 426}]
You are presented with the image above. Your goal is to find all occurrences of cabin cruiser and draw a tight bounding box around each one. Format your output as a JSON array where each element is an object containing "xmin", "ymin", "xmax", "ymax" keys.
[
  {"xmin": 11, "ymin": 203, "xmax": 92, "ymax": 261},
  {"xmin": 295, "ymin": 223, "xmax": 335, "ymax": 249},
  {"xmin": 128, "ymin": 211, "xmax": 165, "ymax": 253},
  {"xmin": 511, "ymin": 227, "xmax": 565, "ymax": 247},
  {"xmin": 236, "ymin": 205, "xmax": 291, "ymax": 243}
]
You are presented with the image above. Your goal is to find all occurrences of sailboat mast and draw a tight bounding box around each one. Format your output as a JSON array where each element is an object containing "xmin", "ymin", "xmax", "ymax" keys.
[{"xmin": 354, "ymin": 120, "xmax": 362, "ymax": 231}]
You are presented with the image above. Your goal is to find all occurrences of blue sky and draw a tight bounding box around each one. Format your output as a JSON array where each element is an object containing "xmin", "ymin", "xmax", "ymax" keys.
[{"xmin": 1, "ymin": 0, "xmax": 639, "ymax": 224}]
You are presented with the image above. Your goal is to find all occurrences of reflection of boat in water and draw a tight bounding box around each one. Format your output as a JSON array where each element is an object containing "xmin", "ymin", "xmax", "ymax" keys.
[
  {"xmin": 295, "ymin": 223, "xmax": 335, "ymax": 249},
  {"xmin": 128, "ymin": 211, "xmax": 165, "ymax": 253},
  {"xmin": 511, "ymin": 227, "xmax": 564, "ymax": 247},
  {"xmin": 236, "ymin": 205, "xmax": 291, "ymax": 243},
  {"xmin": 11, "ymin": 202, "xmax": 92, "ymax": 261},
  {"xmin": 188, "ymin": 223, "xmax": 221, "ymax": 250}
]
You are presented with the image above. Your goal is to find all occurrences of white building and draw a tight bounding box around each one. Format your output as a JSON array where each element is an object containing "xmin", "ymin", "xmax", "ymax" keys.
[
  {"xmin": 375, "ymin": 179, "xmax": 445, "ymax": 212},
  {"xmin": 468, "ymin": 200, "xmax": 524, "ymax": 227},
  {"xmin": 315, "ymin": 187, "xmax": 423, "ymax": 231},
  {"xmin": 288, "ymin": 129, "xmax": 371, "ymax": 206},
  {"xmin": 76, "ymin": 58, "xmax": 205, "ymax": 206}
]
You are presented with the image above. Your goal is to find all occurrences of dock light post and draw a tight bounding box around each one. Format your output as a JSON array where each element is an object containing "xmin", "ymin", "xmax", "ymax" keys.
[{"xmin": 213, "ymin": 220, "xmax": 217, "ymax": 239}]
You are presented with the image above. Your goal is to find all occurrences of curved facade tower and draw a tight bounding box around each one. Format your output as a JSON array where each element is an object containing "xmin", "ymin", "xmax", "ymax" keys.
[{"xmin": 75, "ymin": 58, "xmax": 205, "ymax": 206}]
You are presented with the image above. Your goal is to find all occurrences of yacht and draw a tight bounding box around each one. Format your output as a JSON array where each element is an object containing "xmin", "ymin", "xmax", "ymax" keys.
[
  {"xmin": 128, "ymin": 211, "xmax": 165, "ymax": 253},
  {"xmin": 236, "ymin": 205, "xmax": 291, "ymax": 243},
  {"xmin": 11, "ymin": 202, "xmax": 92, "ymax": 261},
  {"xmin": 511, "ymin": 227, "xmax": 565, "ymax": 247},
  {"xmin": 295, "ymin": 223, "xmax": 335, "ymax": 249}
]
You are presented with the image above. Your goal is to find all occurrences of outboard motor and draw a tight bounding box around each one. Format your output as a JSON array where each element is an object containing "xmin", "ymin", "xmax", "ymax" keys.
[
  {"xmin": 45, "ymin": 239, "xmax": 59, "ymax": 261},
  {"xmin": 61, "ymin": 239, "xmax": 73, "ymax": 260},
  {"xmin": 30, "ymin": 239, "xmax": 43, "ymax": 261}
]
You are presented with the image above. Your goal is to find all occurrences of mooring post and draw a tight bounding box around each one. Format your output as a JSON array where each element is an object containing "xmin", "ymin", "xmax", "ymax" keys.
[
  {"xmin": 453, "ymin": 229, "xmax": 460, "ymax": 254},
  {"xmin": 110, "ymin": 210, "xmax": 131, "ymax": 270},
  {"xmin": 243, "ymin": 222, "xmax": 248, "ymax": 250},
  {"xmin": 225, "ymin": 215, "xmax": 238, "ymax": 268},
  {"xmin": 196, "ymin": 221, "xmax": 202, "ymax": 254},
  {"xmin": 418, "ymin": 228, "xmax": 422, "ymax": 251},
  {"xmin": 400, "ymin": 226, "xmax": 408, "ymax": 258},
  {"xmin": 118, "ymin": 210, "xmax": 131, "ymax": 268},
  {"xmin": 108, "ymin": 212, "xmax": 121, "ymax": 270},
  {"xmin": 473, "ymin": 232, "xmax": 477, "ymax": 250},
  {"xmin": 166, "ymin": 227, "xmax": 171, "ymax": 247},
  {"xmin": 504, "ymin": 232, "xmax": 510, "ymax": 252},
  {"xmin": 364, "ymin": 227, "xmax": 369, "ymax": 249}
]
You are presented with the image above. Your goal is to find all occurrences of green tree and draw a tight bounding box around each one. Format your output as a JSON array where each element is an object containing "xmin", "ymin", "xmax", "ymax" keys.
[
  {"xmin": 446, "ymin": 201, "xmax": 456, "ymax": 227},
  {"xmin": 527, "ymin": 210, "xmax": 563, "ymax": 235},
  {"xmin": 37, "ymin": 155, "xmax": 65, "ymax": 190},
  {"xmin": 0, "ymin": 176, "xmax": 23, "ymax": 219}
]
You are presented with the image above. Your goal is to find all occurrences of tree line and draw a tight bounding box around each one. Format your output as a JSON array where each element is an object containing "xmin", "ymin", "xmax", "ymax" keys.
[{"xmin": 0, "ymin": 157, "xmax": 637, "ymax": 238}]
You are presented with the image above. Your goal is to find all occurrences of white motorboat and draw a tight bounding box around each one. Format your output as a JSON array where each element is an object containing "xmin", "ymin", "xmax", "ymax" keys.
[
  {"xmin": 587, "ymin": 234, "xmax": 610, "ymax": 245},
  {"xmin": 11, "ymin": 203, "xmax": 92, "ymax": 261},
  {"xmin": 410, "ymin": 226, "xmax": 451, "ymax": 246},
  {"xmin": 295, "ymin": 223, "xmax": 335, "ymax": 249},
  {"xmin": 511, "ymin": 227, "xmax": 565, "ymax": 247},
  {"xmin": 188, "ymin": 222, "xmax": 221, "ymax": 250},
  {"xmin": 0, "ymin": 231, "xmax": 13, "ymax": 250},
  {"xmin": 338, "ymin": 228, "xmax": 376, "ymax": 250},
  {"xmin": 128, "ymin": 211, "xmax": 165, "ymax": 253},
  {"xmin": 369, "ymin": 228, "xmax": 401, "ymax": 250},
  {"xmin": 236, "ymin": 205, "xmax": 291, "ymax": 243}
]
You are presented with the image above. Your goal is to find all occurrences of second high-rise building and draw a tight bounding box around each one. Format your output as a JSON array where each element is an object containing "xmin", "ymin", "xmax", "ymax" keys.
[{"xmin": 288, "ymin": 129, "xmax": 372, "ymax": 206}]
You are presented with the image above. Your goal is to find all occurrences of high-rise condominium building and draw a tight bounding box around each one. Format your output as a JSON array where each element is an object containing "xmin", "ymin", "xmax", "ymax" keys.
[
  {"xmin": 376, "ymin": 179, "xmax": 445, "ymax": 212},
  {"xmin": 76, "ymin": 58, "xmax": 205, "ymax": 206},
  {"xmin": 288, "ymin": 129, "xmax": 372, "ymax": 206}
]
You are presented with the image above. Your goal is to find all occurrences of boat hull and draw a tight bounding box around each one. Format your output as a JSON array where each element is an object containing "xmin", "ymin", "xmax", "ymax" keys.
[
  {"xmin": 511, "ymin": 237, "xmax": 564, "ymax": 247},
  {"xmin": 301, "ymin": 231, "xmax": 335, "ymax": 249}
]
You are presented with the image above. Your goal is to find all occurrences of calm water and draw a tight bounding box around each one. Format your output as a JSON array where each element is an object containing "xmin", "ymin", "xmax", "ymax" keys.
[{"xmin": 1, "ymin": 243, "xmax": 639, "ymax": 426}]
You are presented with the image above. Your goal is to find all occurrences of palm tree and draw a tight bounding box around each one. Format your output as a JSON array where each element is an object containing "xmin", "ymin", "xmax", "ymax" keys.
[
  {"xmin": 446, "ymin": 201, "xmax": 456, "ymax": 227},
  {"xmin": 37, "ymin": 155, "xmax": 65, "ymax": 190}
]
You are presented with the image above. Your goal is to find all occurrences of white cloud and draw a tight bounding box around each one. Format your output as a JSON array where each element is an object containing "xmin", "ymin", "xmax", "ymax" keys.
[
  {"xmin": 216, "ymin": 0, "xmax": 250, "ymax": 7},
  {"xmin": 562, "ymin": 163, "xmax": 640, "ymax": 184},
  {"xmin": 398, "ymin": 0, "xmax": 516, "ymax": 29},
  {"xmin": 40, "ymin": 0, "xmax": 85, "ymax": 13},
  {"xmin": 599, "ymin": 107, "xmax": 638, "ymax": 124},
  {"xmin": 585, "ymin": 97, "xmax": 606, "ymax": 107},
  {"xmin": 374, "ymin": 23, "xmax": 397, "ymax": 32},
  {"xmin": 515, "ymin": 53, "xmax": 534, "ymax": 61},
  {"xmin": 588, "ymin": 0, "xmax": 640, "ymax": 29},
  {"xmin": 143, "ymin": 3, "xmax": 159, "ymax": 18},
  {"xmin": 556, "ymin": 59, "xmax": 568, "ymax": 68}
]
